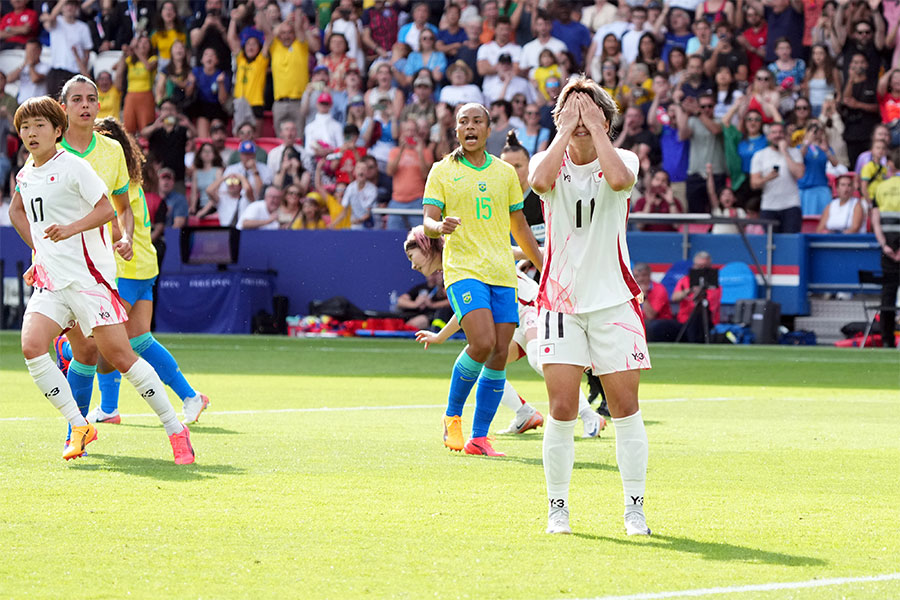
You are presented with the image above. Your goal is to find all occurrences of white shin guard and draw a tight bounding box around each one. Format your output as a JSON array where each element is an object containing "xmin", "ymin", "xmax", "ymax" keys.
[
  {"xmin": 543, "ymin": 415, "xmax": 577, "ymax": 507},
  {"xmin": 123, "ymin": 358, "xmax": 182, "ymax": 436}
]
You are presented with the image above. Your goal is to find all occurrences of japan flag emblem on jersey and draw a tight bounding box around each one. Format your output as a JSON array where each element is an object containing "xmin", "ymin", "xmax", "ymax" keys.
[
  {"xmin": 592, "ymin": 170, "xmax": 604, "ymax": 183},
  {"xmin": 47, "ymin": 174, "xmax": 59, "ymax": 184}
]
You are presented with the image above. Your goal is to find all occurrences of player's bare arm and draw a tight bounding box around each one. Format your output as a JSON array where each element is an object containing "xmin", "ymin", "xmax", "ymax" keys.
[
  {"xmin": 416, "ymin": 314, "xmax": 461, "ymax": 349},
  {"xmin": 111, "ymin": 191, "xmax": 134, "ymax": 261},
  {"xmin": 8, "ymin": 190, "xmax": 34, "ymax": 250},
  {"xmin": 510, "ymin": 210, "xmax": 543, "ymax": 271},
  {"xmin": 577, "ymin": 95, "xmax": 634, "ymax": 192},
  {"xmin": 423, "ymin": 204, "xmax": 460, "ymax": 237},
  {"xmin": 529, "ymin": 95, "xmax": 579, "ymax": 195},
  {"xmin": 44, "ymin": 193, "xmax": 115, "ymax": 243}
]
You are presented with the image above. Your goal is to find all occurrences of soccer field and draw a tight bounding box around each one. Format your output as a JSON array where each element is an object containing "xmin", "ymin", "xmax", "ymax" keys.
[{"xmin": 0, "ymin": 332, "xmax": 898, "ymax": 600}]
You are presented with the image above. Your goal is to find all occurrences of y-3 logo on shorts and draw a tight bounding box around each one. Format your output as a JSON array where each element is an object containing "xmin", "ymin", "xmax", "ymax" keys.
[
  {"xmin": 632, "ymin": 351, "xmax": 645, "ymax": 361},
  {"xmin": 99, "ymin": 310, "xmax": 111, "ymax": 320},
  {"xmin": 462, "ymin": 292, "xmax": 472, "ymax": 304}
]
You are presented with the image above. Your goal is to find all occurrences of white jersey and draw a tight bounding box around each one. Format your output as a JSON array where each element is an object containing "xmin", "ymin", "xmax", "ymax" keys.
[
  {"xmin": 535, "ymin": 148, "xmax": 641, "ymax": 314},
  {"xmin": 16, "ymin": 150, "xmax": 114, "ymax": 292}
]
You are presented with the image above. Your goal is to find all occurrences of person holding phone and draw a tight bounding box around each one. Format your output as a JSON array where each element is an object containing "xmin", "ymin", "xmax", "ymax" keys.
[
  {"xmin": 385, "ymin": 119, "xmax": 434, "ymax": 230},
  {"xmin": 750, "ymin": 121, "xmax": 804, "ymax": 233}
]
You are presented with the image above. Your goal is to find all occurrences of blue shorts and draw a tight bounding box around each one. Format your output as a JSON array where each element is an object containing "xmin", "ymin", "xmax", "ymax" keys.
[
  {"xmin": 116, "ymin": 276, "xmax": 156, "ymax": 306},
  {"xmin": 446, "ymin": 279, "xmax": 519, "ymax": 325}
]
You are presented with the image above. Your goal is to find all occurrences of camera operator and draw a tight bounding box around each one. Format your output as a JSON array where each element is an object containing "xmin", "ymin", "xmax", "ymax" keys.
[{"xmin": 647, "ymin": 252, "xmax": 722, "ymax": 343}]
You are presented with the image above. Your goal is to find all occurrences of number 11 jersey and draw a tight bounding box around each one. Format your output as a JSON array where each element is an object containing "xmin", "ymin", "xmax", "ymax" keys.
[
  {"xmin": 15, "ymin": 150, "xmax": 113, "ymax": 291},
  {"xmin": 535, "ymin": 148, "xmax": 642, "ymax": 314}
]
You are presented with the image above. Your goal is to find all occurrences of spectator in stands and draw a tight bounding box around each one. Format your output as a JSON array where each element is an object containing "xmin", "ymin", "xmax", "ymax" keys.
[
  {"xmin": 403, "ymin": 29, "xmax": 448, "ymax": 87},
  {"xmin": 222, "ymin": 141, "xmax": 271, "ymax": 202},
  {"xmin": 151, "ymin": 1, "xmax": 187, "ymax": 72},
  {"xmin": 238, "ymin": 185, "xmax": 283, "ymax": 230},
  {"xmin": 143, "ymin": 98, "xmax": 194, "ymax": 185},
  {"xmin": 616, "ymin": 106, "xmax": 660, "ymax": 162},
  {"xmin": 189, "ymin": 0, "xmax": 231, "ymax": 81},
  {"xmin": 435, "ymin": 4, "xmax": 466, "ymax": 63},
  {"xmin": 207, "ymin": 172, "xmax": 252, "ymax": 227},
  {"xmin": 362, "ymin": 0, "xmax": 400, "ymax": 60},
  {"xmin": 679, "ymin": 55, "xmax": 713, "ymax": 99},
  {"xmin": 766, "ymin": 37, "xmax": 804, "ymax": 102},
  {"xmin": 482, "ymin": 54, "xmax": 536, "ymax": 105},
  {"xmin": 227, "ymin": 120, "xmax": 268, "ymax": 166},
  {"xmin": 486, "ymin": 99, "xmax": 515, "ymax": 156},
  {"xmin": 810, "ymin": 0, "xmax": 840, "ymax": 56},
  {"xmin": 86, "ymin": 0, "xmax": 132, "ymax": 52},
  {"xmin": 335, "ymin": 161, "xmax": 377, "ymax": 229},
  {"xmin": 665, "ymin": 46, "xmax": 688, "ymax": 88},
  {"xmin": 395, "ymin": 270, "xmax": 453, "ymax": 331},
  {"xmin": 0, "ymin": 71, "xmax": 15, "ymax": 115},
  {"xmin": 531, "ymin": 50, "xmax": 562, "ymax": 101},
  {"xmin": 840, "ymin": 17, "xmax": 883, "ymax": 86},
  {"xmin": 686, "ymin": 18, "xmax": 717, "ymax": 60},
  {"xmin": 0, "ymin": 0, "xmax": 38, "ymax": 49},
  {"xmin": 841, "ymin": 52, "xmax": 881, "ymax": 167},
  {"xmin": 517, "ymin": 103, "xmax": 550, "ymax": 155},
  {"xmin": 324, "ymin": 0, "xmax": 365, "ymax": 71},
  {"xmin": 400, "ymin": 74, "xmax": 437, "ymax": 126},
  {"xmin": 750, "ymin": 121, "xmax": 804, "ymax": 233},
  {"xmin": 706, "ymin": 163, "xmax": 747, "ymax": 233},
  {"xmin": 41, "ymin": 0, "xmax": 93, "ymax": 98},
  {"xmin": 649, "ymin": 83, "xmax": 690, "ymax": 205},
  {"xmin": 159, "ymin": 167, "xmax": 188, "ymax": 228},
  {"xmin": 117, "ymin": 34, "xmax": 158, "ymax": 135},
  {"xmin": 658, "ymin": 6, "xmax": 693, "ymax": 63},
  {"xmin": 744, "ymin": 69, "xmax": 783, "ymax": 123},
  {"xmin": 154, "ymin": 40, "xmax": 190, "ymax": 113},
  {"xmin": 7, "ymin": 39, "xmax": 49, "ymax": 105},
  {"xmin": 678, "ymin": 93, "xmax": 726, "ymax": 213},
  {"xmin": 854, "ymin": 123, "xmax": 890, "ymax": 173},
  {"xmin": 712, "ymin": 66, "xmax": 742, "ymax": 122},
  {"xmin": 651, "ymin": 251, "xmax": 722, "ymax": 343},
  {"xmin": 295, "ymin": 195, "xmax": 329, "ymax": 230},
  {"xmin": 697, "ymin": 0, "xmax": 735, "ymax": 25},
  {"xmin": 185, "ymin": 47, "xmax": 230, "ymax": 139},
  {"xmin": 619, "ymin": 62, "xmax": 655, "ymax": 111},
  {"xmin": 633, "ymin": 263, "xmax": 673, "ymax": 329},
  {"xmin": 208, "ymin": 120, "xmax": 233, "ymax": 164},
  {"xmin": 478, "ymin": 17, "xmax": 522, "ymax": 88},
  {"xmin": 620, "ymin": 6, "xmax": 653, "ymax": 66},
  {"xmin": 228, "ymin": 12, "xmax": 269, "ymax": 135},
  {"xmin": 306, "ymin": 92, "xmax": 345, "ymax": 158},
  {"xmin": 582, "ymin": 0, "xmax": 618, "ymax": 33},
  {"xmin": 707, "ymin": 29, "xmax": 747, "ymax": 82},
  {"xmin": 738, "ymin": 3, "xmax": 768, "ymax": 78},
  {"xmin": 277, "ymin": 184, "xmax": 303, "ymax": 228},
  {"xmin": 757, "ymin": 0, "xmax": 803, "ymax": 62},
  {"xmin": 552, "ymin": 0, "xmax": 592, "ymax": 67},
  {"xmin": 817, "ymin": 173, "xmax": 865, "ymax": 233},
  {"xmin": 598, "ymin": 60, "xmax": 621, "ymax": 104},
  {"xmin": 802, "ymin": 43, "xmax": 841, "ymax": 118},
  {"xmin": 266, "ymin": 11, "xmax": 320, "ymax": 131},
  {"xmin": 871, "ymin": 148, "xmax": 900, "ymax": 348},
  {"xmin": 480, "ymin": 0, "xmax": 500, "ymax": 43},
  {"xmin": 520, "ymin": 11, "xmax": 567, "ymax": 76},
  {"xmin": 861, "ymin": 139, "xmax": 890, "ymax": 203},
  {"xmin": 633, "ymin": 169, "xmax": 683, "ymax": 232},
  {"xmin": 878, "ymin": 69, "xmax": 900, "ymax": 148},
  {"xmin": 385, "ymin": 119, "xmax": 434, "ymax": 231},
  {"xmin": 273, "ymin": 147, "xmax": 311, "ymax": 192},
  {"xmin": 366, "ymin": 62, "xmax": 405, "ymax": 122},
  {"xmin": 454, "ymin": 17, "xmax": 483, "ymax": 86},
  {"xmin": 346, "ymin": 94, "xmax": 378, "ymax": 148},
  {"xmin": 399, "ymin": 3, "xmax": 439, "ymax": 52},
  {"xmin": 440, "ymin": 61, "xmax": 484, "ymax": 106},
  {"xmin": 797, "ymin": 122, "xmax": 840, "ymax": 215},
  {"xmin": 267, "ymin": 120, "xmax": 303, "ymax": 175},
  {"xmin": 93, "ymin": 70, "xmax": 120, "ymax": 120},
  {"xmin": 190, "ymin": 142, "xmax": 224, "ymax": 218},
  {"xmin": 322, "ymin": 33, "xmax": 358, "ymax": 92},
  {"xmin": 299, "ymin": 66, "xmax": 334, "ymax": 128},
  {"xmin": 588, "ymin": 34, "xmax": 621, "ymax": 81}
]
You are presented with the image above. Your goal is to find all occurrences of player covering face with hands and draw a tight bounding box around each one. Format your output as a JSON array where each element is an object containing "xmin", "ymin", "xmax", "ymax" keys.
[
  {"xmin": 421, "ymin": 103, "xmax": 543, "ymax": 457},
  {"xmin": 529, "ymin": 76, "xmax": 651, "ymax": 536},
  {"xmin": 8, "ymin": 96, "xmax": 195, "ymax": 464}
]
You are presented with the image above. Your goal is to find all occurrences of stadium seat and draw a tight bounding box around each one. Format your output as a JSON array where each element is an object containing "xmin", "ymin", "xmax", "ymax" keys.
[
  {"xmin": 260, "ymin": 111, "xmax": 275, "ymax": 137},
  {"xmin": 92, "ymin": 50, "xmax": 122, "ymax": 77},
  {"xmin": 7, "ymin": 134, "xmax": 19, "ymax": 161},
  {"xmin": 0, "ymin": 49, "xmax": 25, "ymax": 78},
  {"xmin": 254, "ymin": 137, "xmax": 283, "ymax": 152},
  {"xmin": 4, "ymin": 81, "xmax": 19, "ymax": 103},
  {"xmin": 660, "ymin": 259, "xmax": 692, "ymax": 296},
  {"xmin": 719, "ymin": 262, "xmax": 758, "ymax": 305}
]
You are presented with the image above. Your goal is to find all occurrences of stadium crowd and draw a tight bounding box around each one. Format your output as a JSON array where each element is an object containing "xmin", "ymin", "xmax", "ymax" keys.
[{"xmin": 0, "ymin": 0, "xmax": 898, "ymax": 236}]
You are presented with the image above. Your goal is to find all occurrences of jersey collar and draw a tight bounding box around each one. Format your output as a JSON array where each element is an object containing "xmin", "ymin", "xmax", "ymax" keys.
[
  {"xmin": 60, "ymin": 132, "xmax": 97, "ymax": 157},
  {"xmin": 459, "ymin": 152, "xmax": 492, "ymax": 171}
]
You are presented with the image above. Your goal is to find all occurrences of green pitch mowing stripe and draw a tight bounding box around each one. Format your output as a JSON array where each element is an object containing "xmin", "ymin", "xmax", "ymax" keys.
[{"xmin": 0, "ymin": 332, "xmax": 898, "ymax": 599}]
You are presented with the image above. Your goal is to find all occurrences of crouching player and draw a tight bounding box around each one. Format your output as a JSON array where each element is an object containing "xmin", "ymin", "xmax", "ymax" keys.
[
  {"xmin": 8, "ymin": 97, "xmax": 195, "ymax": 464},
  {"xmin": 529, "ymin": 77, "xmax": 651, "ymax": 535}
]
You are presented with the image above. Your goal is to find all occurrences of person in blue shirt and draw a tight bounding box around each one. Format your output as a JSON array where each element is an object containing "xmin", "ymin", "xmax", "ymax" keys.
[
  {"xmin": 797, "ymin": 121, "xmax": 840, "ymax": 216},
  {"xmin": 551, "ymin": 0, "xmax": 592, "ymax": 68}
]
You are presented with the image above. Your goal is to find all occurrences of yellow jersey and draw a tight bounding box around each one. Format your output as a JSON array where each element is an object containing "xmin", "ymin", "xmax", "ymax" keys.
[
  {"xmin": 116, "ymin": 185, "xmax": 158, "ymax": 280},
  {"xmin": 235, "ymin": 51, "xmax": 269, "ymax": 107},
  {"xmin": 269, "ymin": 38, "xmax": 309, "ymax": 100},
  {"xmin": 423, "ymin": 152, "xmax": 524, "ymax": 288},
  {"xmin": 60, "ymin": 133, "xmax": 130, "ymax": 199},
  {"xmin": 308, "ymin": 191, "xmax": 350, "ymax": 229},
  {"xmin": 151, "ymin": 29, "xmax": 186, "ymax": 60},
  {"xmin": 126, "ymin": 56, "xmax": 157, "ymax": 93},
  {"xmin": 861, "ymin": 160, "xmax": 889, "ymax": 200},
  {"xmin": 97, "ymin": 86, "xmax": 122, "ymax": 120}
]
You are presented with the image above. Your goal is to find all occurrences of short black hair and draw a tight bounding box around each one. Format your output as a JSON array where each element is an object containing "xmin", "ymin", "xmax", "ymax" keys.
[{"xmin": 490, "ymin": 99, "xmax": 512, "ymax": 119}]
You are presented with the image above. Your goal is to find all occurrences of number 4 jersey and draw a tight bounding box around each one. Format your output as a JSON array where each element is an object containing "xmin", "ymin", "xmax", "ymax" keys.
[
  {"xmin": 15, "ymin": 149, "xmax": 115, "ymax": 291},
  {"xmin": 535, "ymin": 148, "xmax": 642, "ymax": 314}
]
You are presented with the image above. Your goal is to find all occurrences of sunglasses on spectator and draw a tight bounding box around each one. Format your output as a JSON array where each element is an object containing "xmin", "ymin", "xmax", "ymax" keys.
[
  {"xmin": 546, "ymin": 81, "xmax": 560, "ymax": 88},
  {"xmin": 795, "ymin": 105, "xmax": 810, "ymax": 111},
  {"xmin": 745, "ymin": 116, "xmax": 762, "ymax": 122},
  {"xmin": 700, "ymin": 103, "xmax": 714, "ymax": 108},
  {"xmin": 421, "ymin": 35, "xmax": 435, "ymax": 40},
  {"xmin": 525, "ymin": 110, "xmax": 539, "ymax": 116}
]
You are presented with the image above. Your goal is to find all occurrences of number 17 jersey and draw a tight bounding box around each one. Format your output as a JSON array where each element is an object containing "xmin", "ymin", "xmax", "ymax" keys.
[{"xmin": 535, "ymin": 148, "xmax": 641, "ymax": 314}]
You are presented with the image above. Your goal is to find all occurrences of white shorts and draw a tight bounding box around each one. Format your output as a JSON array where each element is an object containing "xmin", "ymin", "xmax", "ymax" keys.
[
  {"xmin": 26, "ymin": 281, "xmax": 128, "ymax": 336},
  {"xmin": 538, "ymin": 299, "xmax": 651, "ymax": 375},
  {"xmin": 511, "ymin": 302, "xmax": 538, "ymax": 354}
]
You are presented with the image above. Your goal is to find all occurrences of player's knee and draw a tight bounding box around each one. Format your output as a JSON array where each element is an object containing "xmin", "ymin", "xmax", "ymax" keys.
[
  {"xmin": 71, "ymin": 343, "xmax": 100, "ymax": 365},
  {"xmin": 105, "ymin": 348, "xmax": 138, "ymax": 374},
  {"xmin": 21, "ymin": 338, "xmax": 46, "ymax": 360}
]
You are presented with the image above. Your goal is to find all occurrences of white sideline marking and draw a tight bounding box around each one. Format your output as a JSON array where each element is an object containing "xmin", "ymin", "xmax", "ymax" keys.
[
  {"xmin": 576, "ymin": 572, "xmax": 900, "ymax": 600},
  {"xmin": 0, "ymin": 397, "xmax": 734, "ymax": 422}
]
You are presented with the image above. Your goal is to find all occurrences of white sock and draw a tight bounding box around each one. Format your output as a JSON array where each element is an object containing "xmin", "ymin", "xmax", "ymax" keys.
[
  {"xmin": 612, "ymin": 410, "xmax": 648, "ymax": 512},
  {"xmin": 543, "ymin": 415, "xmax": 576, "ymax": 509},
  {"xmin": 499, "ymin": 380, "xmax": 525, "ymax": 412},
  {"xmin": 122, "ymin": 358, "xmax": 183, "ymax": 436},
  {"xmin": 577, "ymin": 389, "xmax": 592, "ymax": 419},
  {"xmin": 525, "ymin": 338, "xmax": 543, "ymax": 376},
  {"xmin": 25, "ymin": 354, "xmax": 88, "ymax": 426}
]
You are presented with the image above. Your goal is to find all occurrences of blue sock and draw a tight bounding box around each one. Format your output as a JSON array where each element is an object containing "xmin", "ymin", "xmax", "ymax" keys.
[
  {"xmin": 472, "ymin": 367, "xmax": 506, "ymax": 438},
  {"xmin": 130, "ymin": 332, "xmax": 196, "ymax": 402},
  {"xmin": 66, "ymin": 360, "xmax": 96, "ymax": 440},
  {"xmin": 97, "ymin": 371, "xmax": 122, "ymax": 414},
  {"xmin": 60, "ymin": 339, "xmax": 73, "ymax": 361},
  {"xmin": 446, "ymin": 349, "xmax": 483, "ymax": 417}
]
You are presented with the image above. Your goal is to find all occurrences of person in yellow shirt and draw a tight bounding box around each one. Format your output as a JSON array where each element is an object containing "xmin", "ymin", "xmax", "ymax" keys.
[
  {"xmin": 228, "ymin": 7, "xmax": 270, "ymax": 135},
  {"xmin": 150, "ymin": 1, "xmax": 187, "ymax": 71},
  {"xmin": 96, "ymin": 70, "xmax": 122, "ymax": 120},
  {"xmin": 263, "ymin": 10, "xmax": 320, "ymax": 130},
  {"xmin": 116, "ymin": 34, "xmax": 158, "ymax": 134}
]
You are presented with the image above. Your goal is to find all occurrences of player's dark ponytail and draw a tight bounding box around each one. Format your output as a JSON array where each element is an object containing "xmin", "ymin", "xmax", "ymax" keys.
[
  {"xmin": 502, "ymin": 130, "xmax": 529, "ymax": 159},
  {"xmin": 94, "ymin": 117, "xmax": 145, "ymax": 186}
]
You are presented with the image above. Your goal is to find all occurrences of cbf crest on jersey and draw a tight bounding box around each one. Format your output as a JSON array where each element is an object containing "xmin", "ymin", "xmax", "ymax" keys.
[{"xmin": 478, "ymin": 182, "xmax": 487, "ymax": 192}]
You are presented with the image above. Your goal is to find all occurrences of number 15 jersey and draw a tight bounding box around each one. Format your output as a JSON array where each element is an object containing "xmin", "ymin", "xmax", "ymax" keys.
[
  {"xmin": 535, "ymin": 148, "xmax": 641, "ymax": 314},
  {"xmin": 15, "ymin": 150, "xmax": 113, "ymax": 291}
]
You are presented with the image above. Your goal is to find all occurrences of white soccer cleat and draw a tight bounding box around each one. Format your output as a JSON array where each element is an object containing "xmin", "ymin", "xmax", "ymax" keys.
[
  {"xmin": 498, "ymin": 406, "xmax": 544, "ymax": 435},
  {"xmin": 546, "ymin": 505, "xmax": 572, "ymax": 534},
  {"xmin": 86, "ymin": 407, "xmax": 121, "ymax": 424},
  {"xmin": 183, "ymin": 394, "xmax": 210, "ymax": 424},
  {"xmin": 581, "ymin": 410, "xmax": 606, "ymax": 438},
  {"xmin": 624, "ymin": 509, "xmax": 651, "ymax": 536}
]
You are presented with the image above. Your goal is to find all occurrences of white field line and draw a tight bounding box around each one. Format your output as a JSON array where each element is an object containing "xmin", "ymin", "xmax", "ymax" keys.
[
  {"xmin": 0, "ymin": 397, "xmax": 734, "ymax": 422},
  {"xmin": 575, "ymin": 572, "xmax": 900, "ymax": 600}
]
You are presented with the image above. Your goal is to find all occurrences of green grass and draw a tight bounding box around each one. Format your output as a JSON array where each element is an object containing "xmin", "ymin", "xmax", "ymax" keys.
[{"xmin": 0, "ymin": 332, "xmax": 898, "ymax": 600}]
